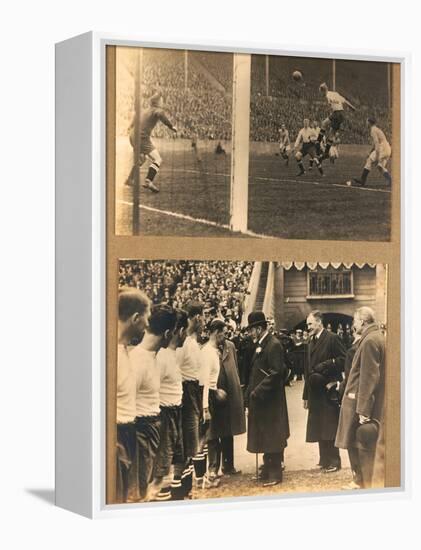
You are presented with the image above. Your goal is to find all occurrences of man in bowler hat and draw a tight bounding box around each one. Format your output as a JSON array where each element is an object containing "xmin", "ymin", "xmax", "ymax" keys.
[{"xmin": 246, "ymin": 311, "xmax": 290, "ymax": 486}]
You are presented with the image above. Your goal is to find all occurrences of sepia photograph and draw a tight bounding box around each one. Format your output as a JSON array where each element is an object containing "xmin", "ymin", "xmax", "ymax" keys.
[
  {"xmin": 111, "ymin": 46, "xmax": 395, "ymax": 241},
  {"xmin": 111, "ymin": 259, "xmax": 390, "ymax": 504}
]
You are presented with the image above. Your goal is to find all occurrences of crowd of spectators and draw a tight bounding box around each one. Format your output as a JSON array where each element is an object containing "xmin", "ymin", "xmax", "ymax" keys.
[
  {"xmin": 117, "ymin": 49, "xmax": 391, "ymax": 145},
  {"xmin": 119, "ymin": 260, "xmax": 253, "ymax": 329}
]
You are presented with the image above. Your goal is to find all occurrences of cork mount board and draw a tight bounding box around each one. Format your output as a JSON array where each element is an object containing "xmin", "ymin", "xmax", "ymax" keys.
[{"xmin": 106, "ymin": 44, "xmax": 401, "ymax": 506}]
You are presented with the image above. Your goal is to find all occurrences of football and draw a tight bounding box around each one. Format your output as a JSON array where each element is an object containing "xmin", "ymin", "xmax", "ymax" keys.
[
  {"xmin": 346, "ymin": 180, "xmax": 352, "ymax": 187},
  {"xmin": 292, "ymin": 70, "xmax": 303, "ymax": 81}
]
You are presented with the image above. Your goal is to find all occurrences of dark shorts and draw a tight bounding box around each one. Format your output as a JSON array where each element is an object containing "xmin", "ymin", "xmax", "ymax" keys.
[
  {"xmin": 129, "ymin": 130, "xmax": 156, "ymax": 156},
  {"xmin": 116, "ymin": 422, "xmax": 136, "ymax": 503},
  {"xmin": 182, "ymin": 380, "xmax": 201, "ymax": 459},
  {"xmin": 135, "ymin": 415, "xmax": 161, "ymax": 498},
  {"xmin": 329, "ymin": 110, "xmax": 345, "ymax": 132},
  {"xmin": 302, "ymin": 142, "xmax": 317, "ymax": 157},
  {"xmin": 153, "ymin": 405, "xmax": 184, "ymax": 479}
]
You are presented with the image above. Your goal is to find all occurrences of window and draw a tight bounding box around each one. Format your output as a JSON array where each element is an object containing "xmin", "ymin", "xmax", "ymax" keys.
[{"xmin": 307, "ymin": 269, "xmax": 353, "ymax": 298}]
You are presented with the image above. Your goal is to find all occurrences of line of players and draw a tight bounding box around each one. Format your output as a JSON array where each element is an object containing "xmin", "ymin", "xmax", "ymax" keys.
[{"xmin": 277, "ymin": 83, "xmax": 392, "ymax": 186}]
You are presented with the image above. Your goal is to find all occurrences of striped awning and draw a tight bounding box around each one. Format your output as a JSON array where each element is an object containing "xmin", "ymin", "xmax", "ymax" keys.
[{"xmin": 280, "ymin": 262, "xmax": 377, "ymax": 271}]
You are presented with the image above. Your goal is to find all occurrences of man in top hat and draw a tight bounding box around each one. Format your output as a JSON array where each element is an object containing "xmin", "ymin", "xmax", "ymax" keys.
[
  {"xmin": 335, "ymin": 307, "xmax": 385, "ymax": 489},
  {"xmin": 303, "ymin": 310, "xmax": 346, "ymax": 473},
  {"xmin": 246, "ymin": 311, "xmax": 290, "ymax": 486}
]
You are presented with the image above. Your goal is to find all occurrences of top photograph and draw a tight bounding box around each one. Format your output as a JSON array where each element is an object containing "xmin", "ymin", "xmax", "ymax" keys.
[{"xmin": 109, "ymin": 46, "xmax": 397, "ymax": 241}]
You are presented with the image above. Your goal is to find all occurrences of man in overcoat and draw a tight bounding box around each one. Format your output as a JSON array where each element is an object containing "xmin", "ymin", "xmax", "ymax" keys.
[
  {"xmin": 303, "ymin": 310, "xmax": 346, "ymax": 472},
  {"xmin": 335, "ymin": 307, "xmax": 385, "ymax": 488},
  {"xmin": 207, "ymin": 335, "xmax": 246, "ymax": 477},
  {"xmin": 246, "ymin": 311, "xmax": 290, "ymax": 486}
]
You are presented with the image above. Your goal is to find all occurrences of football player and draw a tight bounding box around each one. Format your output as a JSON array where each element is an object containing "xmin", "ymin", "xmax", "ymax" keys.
[
  {"xmin": 352, "ymin": 118, "xmax": 392, "ymax": 186},
  {"xmin": 277, "ymin": 124, "xmax": 291, "ymax": 165},
  {"xmin": 294, "ymin": 119, "xmax": 324, "ymax": 176},
  {"xmin": 125, "ymin": 92, "xmax": 177, "ymax": 193},
  {"xmin": 318, "ymin": 83, "xmax": 356, "ymax": 160}
]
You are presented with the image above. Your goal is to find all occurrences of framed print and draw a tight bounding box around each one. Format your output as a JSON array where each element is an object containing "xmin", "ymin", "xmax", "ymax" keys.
[{"xmin": 55, "ymin": 32, "xmax": 405, "ymax": 518}]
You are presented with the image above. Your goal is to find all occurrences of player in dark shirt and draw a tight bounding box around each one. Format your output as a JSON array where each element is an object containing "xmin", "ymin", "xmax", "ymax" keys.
[{"xmin": 125, "ymin": 93, "xmax": 177, "ymax": 193}]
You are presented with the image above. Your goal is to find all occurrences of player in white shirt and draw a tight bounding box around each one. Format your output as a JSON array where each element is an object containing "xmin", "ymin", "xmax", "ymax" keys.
[
  {"xmin": 177, "ymin": 301, "xmax": 208, "ymax": 492},
  {"xmin": 116, "ymin": 288, "xmax": 151, "ymax": 503},
  {"xmin": 150, "ymin": 309, "xmax": 189, "ymax": 501},
  {"xmin": 318, "ymin": 82, "xmax": 356, "ymax": 161},
  {"xmin": 131, "ymin": 304, "xmax": 177, "ymax": 501},
  {"xmin": 294, "ymin": 119, "xmax": 324, "ymax": 176},
  {"xmin": 352, "ymin": 117, "xmax": 392, "ymax": 186},
  {"xmin": 277, "ymin": 124, "xmax": 291, "ymax": 166},
  {"xmin": 309, "ymin": 120, "xmax": 322, "ymax": 170}
]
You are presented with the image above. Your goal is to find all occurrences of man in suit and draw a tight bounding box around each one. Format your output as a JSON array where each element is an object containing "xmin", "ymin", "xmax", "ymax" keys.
[
  {"xmin": 207, "ymin": 334, "xmax": 246, "ymax": 478},
  {"xmin": 335, "ymin": 307, "xmax": 385, "ymax": 489},
  {"xmin": 246, "ymin": 311, "xmax": 290, "ymax": 486},
  {"xmin": 303, "ymin": 310, "xmax": 346, "ymax": 473}
]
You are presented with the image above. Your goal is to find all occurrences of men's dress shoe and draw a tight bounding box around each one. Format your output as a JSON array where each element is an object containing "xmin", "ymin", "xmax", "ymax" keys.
[
  {"xmin": 341, "ymin": 481, "xmax": 361, "ymax": 490},
  {"xmin": 252, "ymin": 472, "xmax": 268, "ymax": 482},
  {"xmin": 262, "ymin": 480, "xmax": 281, "ymax": 487},
  {"xmin": 222, "ymin": 468, "xmax": 242, "ymax": 476},
  {"xmin": 322, "ymin": 465, "xmax": 341, "ymax": 473}
]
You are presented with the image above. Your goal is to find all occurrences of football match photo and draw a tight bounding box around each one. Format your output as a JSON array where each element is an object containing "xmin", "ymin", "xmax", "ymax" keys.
[{"xmin": 111, "ymin": 47, "xmax": 395, "ymax": 241}]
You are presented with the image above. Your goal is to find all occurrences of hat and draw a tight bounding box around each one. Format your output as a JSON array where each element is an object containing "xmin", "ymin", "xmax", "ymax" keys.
[
  {"xmin": 355, "ymin": 420, "xmax": 380, "ymax": 450},
  {"xmin": 308, "ymin": 372, "xmax": 327, "ymax": 391},
  {"xmin": 247, "ymin": 311, "xmax": 268, "ymax": 329}
]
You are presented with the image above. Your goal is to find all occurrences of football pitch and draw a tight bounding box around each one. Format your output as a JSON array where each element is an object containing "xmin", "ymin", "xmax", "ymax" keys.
[{"xmin": 115, "ymin": 137, "xmax": 391, "ymax": 241}]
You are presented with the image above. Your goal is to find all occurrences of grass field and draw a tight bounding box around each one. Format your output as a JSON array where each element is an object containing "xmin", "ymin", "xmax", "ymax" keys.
[{"xmin": 115, "ymin": 137, "xmax": 391, "ymax": 240}]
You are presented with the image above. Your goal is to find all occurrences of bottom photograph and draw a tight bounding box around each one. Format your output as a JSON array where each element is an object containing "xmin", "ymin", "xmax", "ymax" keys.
[{"xmin": 111, "ymin": 259, "xmax": 389, "ymax": 504}]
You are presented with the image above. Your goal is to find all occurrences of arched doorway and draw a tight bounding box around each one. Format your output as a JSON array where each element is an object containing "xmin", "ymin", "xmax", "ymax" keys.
[{"xmin": 293, "ymin": 312, "xmax": 353, "ymax": 333}]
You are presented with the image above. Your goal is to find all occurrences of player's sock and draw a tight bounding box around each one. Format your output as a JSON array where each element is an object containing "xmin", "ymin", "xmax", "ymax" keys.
[
  {"xmin": 309, "ymin": 159, "xmax": 314, "ymax": 169},
  {"xmin": 360, "ymin": 168, "xmax": 370, "ymax": 185},
  {"xmin": 324, "ymin": 142, "xmax": 332, "ymax": 157},
  {"xmin": 296, "ymin": 160, "xmax": 305, "ymax": 175},
  {"xmin": 382, "ymin": 170, "xmax": 392, "ymax": 185},
  {"xmin": 315, "ymin": 159, "xmax": 324, "ymax": 175},
  {"xmin": 146, "ymin": 162, "xmax": 160, "ymax": 183}
]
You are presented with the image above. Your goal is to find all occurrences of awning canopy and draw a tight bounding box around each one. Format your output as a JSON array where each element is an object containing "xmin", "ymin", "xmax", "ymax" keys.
[{"xmin": 280, "ymin": 262, "xmax": 377, "ymax": 271}]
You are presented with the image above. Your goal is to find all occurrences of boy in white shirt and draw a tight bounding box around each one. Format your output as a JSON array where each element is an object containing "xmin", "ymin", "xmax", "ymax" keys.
[
  {"xmin": 131, "ymin": 304, "xmax": 177, "ymax": 501},
  {"xmin": 116, "ymin": 288, "xmax": 151, "ymax": 503}
]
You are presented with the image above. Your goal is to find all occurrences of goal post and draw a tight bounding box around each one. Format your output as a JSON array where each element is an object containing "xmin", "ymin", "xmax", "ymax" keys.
[
  {"xmin": 230, "ymin": 53, "xmax": 251, "ymax": 233},
  {"xmin": 132, "ymin": 47, "xmax": 143, "ymax": 236}
]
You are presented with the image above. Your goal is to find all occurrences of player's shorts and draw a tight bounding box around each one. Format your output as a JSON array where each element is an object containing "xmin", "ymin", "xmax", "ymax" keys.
[
  {"xmin": 329, "ymin": 146, "xmax": 339, "ymax": 159},
  {"xmin": 181, "ymin": 380, "xmax": 201, "ymax": 459},
  {"xmin": 366, "ymin": 144, "xmax": 391, "ymax": 170},
  {"xmin": 301, "ymin": 142, "xmax": 317, "ymax": 157},
  {"xmin": 116, "ymin": 422, "xmax": 137, "ymax": 503},
  {"xmin": 153, "ymin": 405, "xmax": 184, "ymax": 479},
  {"xmin": 129, "ymin": 129, "xmax": 156, "ymax": 156},
  {"xmin": 329, "ymin": 110, "xmax": 345, "ymax": 131},
  {"xmin": 135, "ymin": 415, "xmax": 161, "ymax": 499}
]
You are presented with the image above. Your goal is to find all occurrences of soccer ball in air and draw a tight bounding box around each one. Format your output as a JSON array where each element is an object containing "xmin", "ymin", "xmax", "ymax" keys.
[{"xmin": 292, "ymin": 70, "xmax": 303, "ymax": 82}]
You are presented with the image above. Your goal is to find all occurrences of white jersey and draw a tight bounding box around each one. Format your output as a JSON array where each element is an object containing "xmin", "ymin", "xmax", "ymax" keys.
[
  {"xmin": 295, "ymin": 127, "xmax": 317, "ymax": 148},
  {"xmin": 130, "ymin": 345, "xmax": 160, "ymax": 417},
  {"xmin": 200, "ymin": 341, "xmax": 221, "ymax": 410},
  {"xmin": 279, "ymin": 129, "xmax": 290, "ymax": 146},
  {"xmin": 311, "ymin": 127, "xmax": 320, "ymax": 141},
  {"xmin": 117, "ymin": 345, "xmax": 136, "ymax": 424},
  {"xmin": 178, "ymin": 335, "xmax": 202, "ymax": 382},
  {"xmin": 370, "ymin": 125, "xmax": 391, "ymax": 155},
  {"xmin": 157, "ymin": 347, "xmax": 183, "ymax": 407},
  {"xmin": 326, "ymin": 91, "xmax": 346, "ymax": 112}
]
